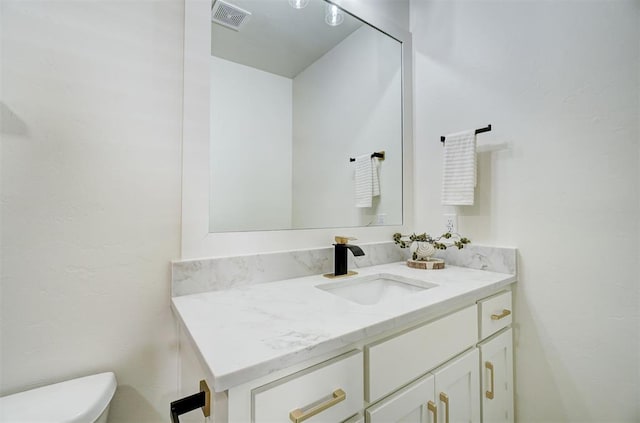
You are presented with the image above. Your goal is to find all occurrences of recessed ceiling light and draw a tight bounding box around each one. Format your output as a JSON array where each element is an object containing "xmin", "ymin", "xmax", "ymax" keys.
[{"xmin": 325, "ymin": 3, "xmax": 344, "ymax": 26}]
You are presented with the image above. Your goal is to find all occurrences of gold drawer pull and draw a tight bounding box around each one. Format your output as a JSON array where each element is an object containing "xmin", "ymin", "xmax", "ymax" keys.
[
  {"xmin": 491, "ymin": 309, "xmax": 511, "ymax": 320},
  {"xmin": 485, "ymin": 361, "xmax": 495, "ymax": 399},
  {"xmin": 289, "ymin": 389, "xmax": 346, "ymax": 423},
  {"xmin": 427, "ymin": 400, "xmax": 437, "ymax": 423},
  {"xmin": 439, "ymin": 393, "xmax": 449, "ymax": 423}
]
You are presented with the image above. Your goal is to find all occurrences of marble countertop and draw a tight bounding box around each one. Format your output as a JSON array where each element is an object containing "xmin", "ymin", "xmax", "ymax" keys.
[{"xmin": 171, "ymin": 261, "xmax": 516, "ymax": 392}]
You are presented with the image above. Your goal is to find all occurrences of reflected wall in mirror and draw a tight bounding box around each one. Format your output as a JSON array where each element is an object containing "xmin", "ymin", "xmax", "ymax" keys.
[{"xmin": 209, "ymin": 0, "xmax": 403, "ymax": 232}]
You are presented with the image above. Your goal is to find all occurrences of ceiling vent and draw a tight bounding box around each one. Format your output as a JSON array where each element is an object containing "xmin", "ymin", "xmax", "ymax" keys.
[{"xmin": 211, "ymin": 0, "xmax": 252, "ymax": 31}]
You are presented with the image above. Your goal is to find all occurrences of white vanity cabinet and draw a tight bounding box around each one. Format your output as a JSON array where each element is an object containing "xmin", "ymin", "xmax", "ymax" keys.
[{"xmin": 179, "ymin": 288, "xmax": 515, "ymax": 423}]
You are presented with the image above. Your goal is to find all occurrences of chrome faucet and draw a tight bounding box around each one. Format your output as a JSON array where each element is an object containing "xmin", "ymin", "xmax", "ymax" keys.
[{"xmin": 330, "ymin": 236, "xmax": 365, "ymax": 278}]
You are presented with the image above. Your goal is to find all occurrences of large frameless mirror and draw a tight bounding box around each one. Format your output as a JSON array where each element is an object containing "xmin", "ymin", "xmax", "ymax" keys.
[{"xmin": 209, "ymin": 0, "xmax": 403, "ymax": 232}]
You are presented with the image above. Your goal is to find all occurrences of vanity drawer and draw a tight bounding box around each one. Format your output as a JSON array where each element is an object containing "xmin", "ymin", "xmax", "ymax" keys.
[
  {"xmin": 365, "ymin": 304, "xmax": 478, "ymax": 403},
  {"xmin": 252, "ymin": 350, "xmax": 363, "ymax": 423},
  {"xmin": 479, "ymin": 291, "xmax": 512, "ymax": 340}
]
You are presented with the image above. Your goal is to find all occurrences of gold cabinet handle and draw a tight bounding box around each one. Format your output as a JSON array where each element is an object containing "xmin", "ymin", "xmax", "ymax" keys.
[
  {"xmin": 491, "ymin": 309, "xmax": 511, "ymax": 320},
  {"xmin": 485, "ymin": 361, "xmax": 495, "ymax": 399},
  {"xmin": 439, "ymin": 393, "xmax": 449, "ymax": 423},
  {"xmin": 427, "ymin": 400, "xmax": 437, "ymax": 423},
  {"xmin": 289, "ymin": 389, "xmax": 346, "ymax": 423}
]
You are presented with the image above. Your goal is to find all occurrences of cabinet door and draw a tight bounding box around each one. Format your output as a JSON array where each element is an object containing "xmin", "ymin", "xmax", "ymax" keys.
[
  {"xmin": 434, "ymin": 349, "xmax": 480, "ymax": 423},
  {"xmin": 480, "ymin": 329, "xmax": 514, "ymax": 423},
  {"xmin": 366, "ymin": 374, "xmax": 436, "ymax": 423}
]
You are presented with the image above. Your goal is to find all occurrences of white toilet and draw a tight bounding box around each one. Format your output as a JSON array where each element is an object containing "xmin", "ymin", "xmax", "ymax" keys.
[{"xmin": 0, "ymin": 372, "xmax": 117, "ymax": 423}]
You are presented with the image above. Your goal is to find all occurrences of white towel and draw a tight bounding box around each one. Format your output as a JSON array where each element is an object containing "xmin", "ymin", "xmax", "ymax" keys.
[
  {"xmin": 372, "ymin": 157, "xmax": 380, "ymax": 197},
  {"xmin": 354, "ymin": 154, "xmax": 380, "ymax": 208},
  {"xmin": 441, "ymin": 130, "xmax": 477, "ymax": 206}
]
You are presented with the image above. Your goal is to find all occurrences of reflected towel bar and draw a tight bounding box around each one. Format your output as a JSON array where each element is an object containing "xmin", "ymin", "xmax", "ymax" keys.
[
  {"xmin": 349, "ymin": 151, "xmax": 385, "ymax": 162},
  {"xmin": 441, "ymin": 124, "xmax": 492, "ymax": 143}
]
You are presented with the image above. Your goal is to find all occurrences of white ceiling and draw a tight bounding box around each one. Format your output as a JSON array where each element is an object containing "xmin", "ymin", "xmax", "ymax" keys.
[{"xmin": 211, "ymin": 0, "xmax": 364, "ymax": 78}]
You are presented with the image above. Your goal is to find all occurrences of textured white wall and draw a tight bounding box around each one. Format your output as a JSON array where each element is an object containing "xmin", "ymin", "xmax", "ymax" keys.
[
  {"xmin": 1, "ymin": 1, "xmax": 183, "ymax": 421},
  {"xmin": 411, "ymin": 0, "xmax": 640, "ymax": 421},
  {"xmin": 209, "ymin": 56, "xmax": 292, "ymax": 232},
  {"xmin": 292, "ymin": 26, "xmax": 402, "ymax": 229}
]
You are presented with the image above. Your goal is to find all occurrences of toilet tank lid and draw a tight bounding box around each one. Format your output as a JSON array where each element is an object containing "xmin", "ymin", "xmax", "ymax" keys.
[{"xmin": 0, "ymin": 372, "xmax": 117, "ymax": 423}]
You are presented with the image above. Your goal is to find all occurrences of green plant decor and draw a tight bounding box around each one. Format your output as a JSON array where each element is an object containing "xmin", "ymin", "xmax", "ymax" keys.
[{"xmin": 392, "ymin": 232, "xmax": 471, "ymax": 261}]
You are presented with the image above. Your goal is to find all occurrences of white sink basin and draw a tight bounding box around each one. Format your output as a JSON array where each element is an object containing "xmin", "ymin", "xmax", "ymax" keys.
[{"xmin": 317, "ymin": 273, "xmax": 436, "ymax": 305}]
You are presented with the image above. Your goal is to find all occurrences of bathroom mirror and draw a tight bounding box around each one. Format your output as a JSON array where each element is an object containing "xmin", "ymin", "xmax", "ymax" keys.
[{"xmin": 209, "ymin": 0, "xmax": 403, "ymax": 232}]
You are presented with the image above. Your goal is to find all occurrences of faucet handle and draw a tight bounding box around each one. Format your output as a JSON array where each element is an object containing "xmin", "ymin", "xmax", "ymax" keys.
[{"xmin": 334, "ymin": 236, "xmax": 357, "ymax": 245}]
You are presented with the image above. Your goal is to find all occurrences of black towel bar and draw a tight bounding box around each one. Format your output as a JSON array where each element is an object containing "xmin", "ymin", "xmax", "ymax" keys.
[
  {"xmin": 441, "ymin": 124, "xmax": 492, "ymax": 143},
  {"xmin": 350, "ymin": 151, "xmax": 385, "ymax": 162}
]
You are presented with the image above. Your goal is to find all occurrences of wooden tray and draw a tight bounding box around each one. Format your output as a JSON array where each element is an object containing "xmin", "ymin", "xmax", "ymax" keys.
[{"xmin": 407, "ymin": 258, "xmax": 445, "ymax": 270}]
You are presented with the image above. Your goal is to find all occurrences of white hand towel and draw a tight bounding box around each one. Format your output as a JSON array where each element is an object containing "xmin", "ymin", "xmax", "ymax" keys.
[
  {"xmin": 355, "ymin": 154, "xmax": 373, "ymax": 208},
  {"xmin": 441, "ymin": 130, "xmax": 477, "ymax": 206},
  {"xmin": 372, "ymin": 157, "xmax": 381, "ymax": 197}
]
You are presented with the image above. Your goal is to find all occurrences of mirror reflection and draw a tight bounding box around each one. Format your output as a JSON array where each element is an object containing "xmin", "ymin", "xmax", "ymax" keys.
[{"xmin": 209, "ymin": 0, "xmax": 403, "ymax": 232}]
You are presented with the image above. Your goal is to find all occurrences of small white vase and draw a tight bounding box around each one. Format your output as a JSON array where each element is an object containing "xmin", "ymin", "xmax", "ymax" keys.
[{"xmin": 414, "ymin": 242, "xmax": 436, "ymax": 261}]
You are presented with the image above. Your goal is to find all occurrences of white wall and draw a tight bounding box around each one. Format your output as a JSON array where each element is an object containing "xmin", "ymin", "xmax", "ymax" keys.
[
  {"xmin": 292, "ymin": 26, "xmax": 402, "ymax": 229},
  {"xmin": 1, "ymin": 1, "xmax": 183, "ymax": 421},
  {"xmin": 411, "ymin": 1, "xmax": 640, "ymax": 421},
  {"xmin": 209, "ymin": 56, "xmax": 292, "ymax": 232}
]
